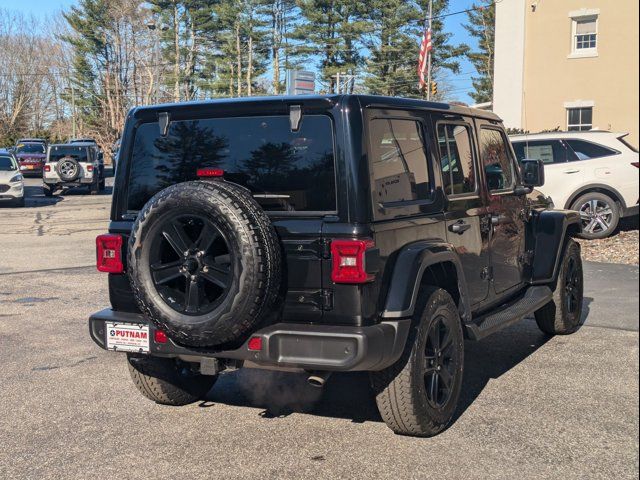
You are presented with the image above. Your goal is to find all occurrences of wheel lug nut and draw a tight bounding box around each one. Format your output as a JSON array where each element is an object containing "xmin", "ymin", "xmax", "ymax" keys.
[{"xmin": 202, "ymin": 266, "xmax": 209, "ymax": 273}]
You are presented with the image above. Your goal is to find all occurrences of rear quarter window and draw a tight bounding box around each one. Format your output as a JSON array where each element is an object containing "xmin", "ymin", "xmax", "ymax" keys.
[
  {"xmin": 126, "ymin": 115, "xmax": 337, "ymax": 213},
  {"xmin": 566, "ymin": 139, "xmax": 619, "ymax": 160}
]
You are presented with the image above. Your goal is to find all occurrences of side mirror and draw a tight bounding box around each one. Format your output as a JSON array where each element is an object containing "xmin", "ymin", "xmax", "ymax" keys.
[{"xmin": 520, "ymin": 158, "xmax": 545, "ymax": 187}]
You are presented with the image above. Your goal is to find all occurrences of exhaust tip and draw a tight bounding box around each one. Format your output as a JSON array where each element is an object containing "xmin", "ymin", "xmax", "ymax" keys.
[{"xmin": 307, "ymin": 372, "xmax": 331, "ymax": 388}]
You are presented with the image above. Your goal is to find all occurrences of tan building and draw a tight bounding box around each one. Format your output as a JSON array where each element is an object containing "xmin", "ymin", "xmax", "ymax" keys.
[{"xmin": 493, "ymin": 0, "xmax": 639, "ymax": 147}]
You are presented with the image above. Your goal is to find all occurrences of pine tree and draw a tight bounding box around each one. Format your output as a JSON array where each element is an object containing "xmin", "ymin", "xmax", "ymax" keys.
[
  {"xmin": 364, "ymin": 0, "xmax": 468, "ymax": 98},
  {"xmin": 294, "ymin": 0, "xmax": 368, "ymax": 93},
  {"xmin": 463, "ymin": 1, "xmax": 495, "ymax": 103}
]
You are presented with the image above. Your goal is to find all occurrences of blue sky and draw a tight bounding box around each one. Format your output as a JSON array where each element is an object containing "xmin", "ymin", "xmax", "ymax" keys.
[{"xmin": 1, "ymin": 0, "xmax": 479, "ymax": 103}]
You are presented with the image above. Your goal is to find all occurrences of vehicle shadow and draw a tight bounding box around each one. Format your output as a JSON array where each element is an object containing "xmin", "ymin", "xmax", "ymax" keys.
[{"xmin": 205, "ymin": 318, "xmax": 575, "ymax": 426}]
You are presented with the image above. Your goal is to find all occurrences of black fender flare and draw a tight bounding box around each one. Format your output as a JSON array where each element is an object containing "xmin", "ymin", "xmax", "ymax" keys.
[
  {"xmin": 381, "ymin": 240, "xmax": 471, "ymax": 323},
  {"xmin": 531, "ymin": 209, "xmax": 582, "ymax": 285}
]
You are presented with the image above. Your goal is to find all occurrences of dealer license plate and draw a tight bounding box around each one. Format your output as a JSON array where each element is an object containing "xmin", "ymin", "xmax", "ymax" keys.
[{"xmin": 105, "ymin": 323, "xmax": 150, "ymax": 353}]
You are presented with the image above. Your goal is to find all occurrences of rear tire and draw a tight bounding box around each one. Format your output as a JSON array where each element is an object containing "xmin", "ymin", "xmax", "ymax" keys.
[
  {"xmin": 127, "ymin": 354, "xmax": 216, "ymax": 406},
  {"xmin": 535, "ymin": 239, "xmax": 584, "ymax": 335},
  {"xmin": 90, "ymin": 178, "xmax": 99, "ymax": 195},
  {"xmin": 371, "ymin": 287, "xmax": 464, "ymax": 437},
  {"xmin": 43, "ymin": 184, "xmax": 55, "ymax": 197},
  {"xmin": 571, "ymin": 192, "xmax": 619, "ymax": 239}
]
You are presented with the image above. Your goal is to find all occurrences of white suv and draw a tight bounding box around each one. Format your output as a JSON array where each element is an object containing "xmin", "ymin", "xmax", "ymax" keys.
[
  {"xmin": 511, "ymin": 131, "xmax": 639, "ymax": 239},
  {"xmin": 43, "ymin": 143, "xmax": 105, "ymax": 197},
  {"xmin": 0, "ymin": 150, "xmax": 25, "ymax": 207}
]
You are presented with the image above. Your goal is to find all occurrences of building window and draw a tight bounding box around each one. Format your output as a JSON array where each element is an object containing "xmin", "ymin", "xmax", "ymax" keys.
[
  {"xmin": 571, "ymin": 16, "xmax": 597, "ymax": 55},
  {"xmin": 567, "ymin": 107, "xmax": 593, "ymax": 131}
]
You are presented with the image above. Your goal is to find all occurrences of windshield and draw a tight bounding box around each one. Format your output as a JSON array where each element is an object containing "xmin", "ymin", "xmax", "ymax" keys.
[
  {"xmin": 0, "ymin": 155, "xmax": 17, "ymax": 171},
  {"xmin": 127, "ymin": 115, "xmax": 337, "ymax": 213},
  {"xmin": 16, "ymin": 143, "xmax": 45, "ymax": 154},
  {"xmin": 49, "ymin": 146, "xmax": 89, "ymax": 163}
]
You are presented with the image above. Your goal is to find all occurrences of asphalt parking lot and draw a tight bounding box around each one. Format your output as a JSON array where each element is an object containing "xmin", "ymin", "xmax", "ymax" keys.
[{"xmin": 1, "ymin": 178, "xmax": 638, "ymax": 479}]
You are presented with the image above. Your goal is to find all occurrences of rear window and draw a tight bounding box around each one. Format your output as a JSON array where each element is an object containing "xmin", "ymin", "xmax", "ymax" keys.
[
  {"xmin": 127, "ymin": 115, "xmax": 337, "ymax": 213},
  {"xmin": 16, "ymin": 143, "xmax": 45, "ymax": 154},
  {"xmin": 49, "ymin": 146, "xmax": 90, "ymax": 163}
]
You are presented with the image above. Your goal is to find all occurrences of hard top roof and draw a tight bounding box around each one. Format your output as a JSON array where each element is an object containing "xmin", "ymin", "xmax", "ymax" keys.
[
  {"xmin": 50, "ymin": 142, "xmax": 96, "ymax": 148},
  {"xmin": 131, "ymin": 94, "xmax": 502, "ymax": 122}
]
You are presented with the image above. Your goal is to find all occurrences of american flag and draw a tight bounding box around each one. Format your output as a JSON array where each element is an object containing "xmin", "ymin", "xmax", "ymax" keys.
[{"xmin": 418, "ymin": 27, "xmax": 433, "ymax": 89}]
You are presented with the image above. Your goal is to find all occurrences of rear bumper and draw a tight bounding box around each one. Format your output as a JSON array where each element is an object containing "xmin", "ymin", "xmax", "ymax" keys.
[
  {"xmin": 89, "ymin": 308, "xmax": 410, "ymax": 372},
  {"xmin": 44, "ymin": 178, "xmax": 94, "ymax": 186},
  {"xmin": 622, "ymin": 203, "xmax": 639, "ymax": 218},
  {"xmin": 19, "ymin": 166, "xmax": 43, "ymax": 175}
]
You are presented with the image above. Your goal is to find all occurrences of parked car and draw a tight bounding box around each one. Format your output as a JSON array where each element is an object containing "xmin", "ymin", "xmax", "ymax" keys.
[
  {"xmin": 511, "ymin": 131, "xmax": 639, "ymax": 239},
  {"xmin": 43, "ymin": 143, "xmax": 105, "ymax": 196},
  {"xmin": 89, "ymin": 95, "xmax": 583, "ymax": 437},
  {"xmin": 14, "ymin": 138, "xmax": 48, "ymax": 152},
  {"xmin": 0, "ymin": 149, "xmax": 25, "ymax": 207},
  {"xmin": 14, "ymin": 141, "xmax": 47, "ymax": 177}
]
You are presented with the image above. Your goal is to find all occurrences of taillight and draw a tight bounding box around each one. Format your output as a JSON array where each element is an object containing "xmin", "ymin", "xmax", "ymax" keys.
[
  {"xmin": 96, "ymin": 234, "xmax": 123, "ymax": 273},
  {"xmin": 632, "ymin": 162, "xmax": 639, "ymax": 169},
  {"xmin": 44, "ymin": 165, "xmax": 51, "ymax": 172},
  {"xmin": 154, "ymin": 329, "xmax": 168, "ymax": 344},
  {"xmin": 197, "ymin": 168, "xmax": 224, "ymax": 178},
  {"xmin": 86, "ymin": 165, "xmax": 93, "ymax": 172},
  {"xmin": 331, "ymin": 239, "xmax": 375, "ymax": 284}
]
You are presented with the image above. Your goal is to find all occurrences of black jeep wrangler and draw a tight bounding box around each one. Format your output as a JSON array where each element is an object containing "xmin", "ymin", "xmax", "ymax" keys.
[{"xmin": 90, "ymin": 95, "xmax": 583, "ymax": 437}]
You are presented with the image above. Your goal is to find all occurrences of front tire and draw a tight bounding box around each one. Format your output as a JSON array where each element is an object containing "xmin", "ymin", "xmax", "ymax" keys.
[
  {"xmin": 371, "ymin": 287, "xmax": 464, "ymax": 437},
  {"xmin": 572, "ymin": 192, "xmax": 620, "ymax": 239},
  {"xmin": 127, "ymin": 354, "xmax": 216, "ymax": 406},
  {"xmin": 535, "ymin": 239, "xmax": 584, "ymax": 335}
]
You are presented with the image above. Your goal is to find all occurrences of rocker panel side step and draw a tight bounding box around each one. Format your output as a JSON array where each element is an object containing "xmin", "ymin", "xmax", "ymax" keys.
[{"xmin": 465, "ymin": 286, "xmax": 553, "ymax": 341}]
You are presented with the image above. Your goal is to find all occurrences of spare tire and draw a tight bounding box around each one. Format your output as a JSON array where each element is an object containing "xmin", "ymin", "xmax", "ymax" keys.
[
  {"xmin": 56, "ymin": 157, "xmax": 81, "ymax": 182},
  {"xmin": 128, "ymin": 180, "xmax": 282, "ymax": 348}
]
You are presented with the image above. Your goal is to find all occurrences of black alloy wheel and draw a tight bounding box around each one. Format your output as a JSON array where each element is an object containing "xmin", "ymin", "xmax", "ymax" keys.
[
  {"xmin": 564, "ymin": 256, "xmax": 582, "ymax": 316},
  {"xmin": 423, "ymin": 315, "xmax": 457, "ymax": 409},
  {"xmin": 149, "ymin": 213, "xmax": 233, "ymax": 316}
]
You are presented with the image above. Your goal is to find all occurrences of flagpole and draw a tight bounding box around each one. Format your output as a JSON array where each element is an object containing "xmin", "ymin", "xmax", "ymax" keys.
[{"xmin": 426, "ymin": 0, "xmax": 433, "ymax": 100}]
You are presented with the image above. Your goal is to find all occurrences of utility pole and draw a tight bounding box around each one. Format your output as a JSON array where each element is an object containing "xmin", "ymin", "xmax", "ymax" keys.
[
  {"xmin": 426, "ymin": 0, "xmax": 433, "ymax": 101},
  {"xmin": 335, "ymin": 72, "xmax": 340, "ymax": 94}
]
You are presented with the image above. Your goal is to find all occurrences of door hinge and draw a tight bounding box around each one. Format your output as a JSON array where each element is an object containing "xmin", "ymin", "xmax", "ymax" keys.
[
  {"xmin": 518, "ymin": 250, "xmax": 534, "ymax": 265},
  {"xmin": 480, "ymin": 266, "xmax": 493, "ymax": 281},
  {"xmin": 318, "ymin": 238, "xmax": 332, "ymax": 259},
  {"xmin": 321, "ymin": 290, "xmax": 333, "ymax": 310},
  {"xmin": 518, "ymin": 208, "xmax": 531, "ymax": 222},
  {"xmin": 480, "ymin": 216, "xmax": 492, "ymax": 234}
]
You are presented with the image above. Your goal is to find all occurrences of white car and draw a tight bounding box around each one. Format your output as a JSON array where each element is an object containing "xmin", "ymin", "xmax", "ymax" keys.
[
  {"xmin": 0, "ymin": 150, "xmax": 25, "ymax": 208},
  {"xmin": 511, "ymin": 131, "xmax": 639, "ymax": 239}
]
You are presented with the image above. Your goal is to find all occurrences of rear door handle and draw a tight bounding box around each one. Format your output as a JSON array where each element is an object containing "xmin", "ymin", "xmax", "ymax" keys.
[{"xmin": 449, "ymin": 221, "xmax": 471, "ymax": 235}]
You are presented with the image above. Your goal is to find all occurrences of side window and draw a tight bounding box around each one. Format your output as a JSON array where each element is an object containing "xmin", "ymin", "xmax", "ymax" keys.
[
  {"xmin": 437, "ymin": 123, "xmax": 476, "ymax": 196},
  {"xmin": 513, "ymin": 140, "xmax": 571, "ymax": 164},
  {"xmin": 369, "ymin": 118, "xmax": 430, "ymax": 205},
  {"xmin": 480, "ymin": 128, "xmax": 515, "ymax": 192},
  {"xmin": 565, "ymin": 139, "xmax": 618, "ymax": 160}
]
